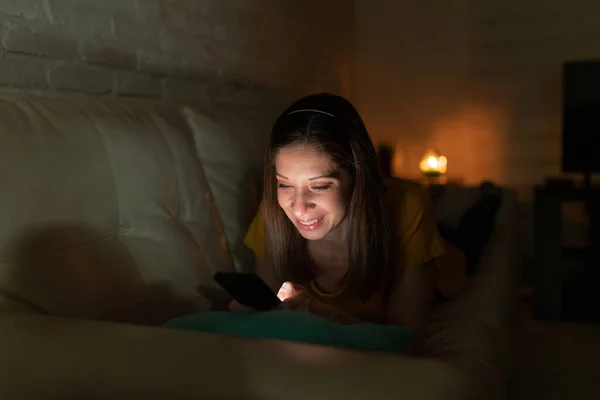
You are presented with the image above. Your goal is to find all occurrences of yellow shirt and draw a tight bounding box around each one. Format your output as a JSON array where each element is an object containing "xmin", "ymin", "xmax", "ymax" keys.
[{"xmin": 244, "ymin": 179, "xmax": 462, "ymax": 322}]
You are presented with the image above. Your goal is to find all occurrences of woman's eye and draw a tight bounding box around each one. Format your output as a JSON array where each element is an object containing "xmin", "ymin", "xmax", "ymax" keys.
[
  {"xmin": 312, "ymin": 184, "xmax": 332, "ymax": 191},
  {"xmin": 277, "ymin": 183, "xmax": 291, "ymax": 189}
]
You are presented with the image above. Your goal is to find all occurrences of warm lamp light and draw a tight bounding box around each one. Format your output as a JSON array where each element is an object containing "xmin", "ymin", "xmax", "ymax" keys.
[{"xmin": 419, "ymin": 149, "xmax": 447, "ymax": 177}]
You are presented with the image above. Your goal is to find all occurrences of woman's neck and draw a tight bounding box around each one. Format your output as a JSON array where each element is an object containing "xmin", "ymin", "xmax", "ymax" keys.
[
  {"xmin": 319, "ymin": 216, "xmax": 349, "ymax": 245},
  {"xmin": 307, "ymin": 218, "xmax": 350, "ymax": 292}
]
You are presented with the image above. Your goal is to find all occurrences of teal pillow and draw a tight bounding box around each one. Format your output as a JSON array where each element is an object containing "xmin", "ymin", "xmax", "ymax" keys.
[{"xmin": 164, "ymin": 311, "xmax": 411, "ymax": 354}]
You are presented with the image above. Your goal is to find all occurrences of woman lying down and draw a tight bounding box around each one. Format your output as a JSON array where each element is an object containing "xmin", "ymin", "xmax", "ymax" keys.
[{"xmin": 166, "ymin": 93, "xmax": 470, "ymax": 356}]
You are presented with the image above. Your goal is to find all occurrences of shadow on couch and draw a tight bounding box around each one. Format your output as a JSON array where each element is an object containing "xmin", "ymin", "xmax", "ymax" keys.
[{"xmin": 2, "ymin": 224, "xmax": 199, "ymax": 326}]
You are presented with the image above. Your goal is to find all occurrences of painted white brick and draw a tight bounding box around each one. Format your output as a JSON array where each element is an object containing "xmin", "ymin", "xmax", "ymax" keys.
[
  {"xmin": 134, "ymin": 0, "xmax": 159, "ymax": 22},
  {"xmin": 49, "ymin": 63, "xmax": 113, "ymax": 94},
  {"xmin": 47, "ymin": 0, "xmax": 112, "ymax": 38},
  {"xmin": 137, "ymin": 45, "xmax": 185, "ymax": 76},
  {"xmin": 0, "ymin": 57, "xmax": 47, "ymax": 88},
  {"xmin": 0, "ymin": 0, "xmax": 44, "ymax": 20},
  {"xmin": 0, "ymin": 0, "xmax": 353, "ymax": 104},
  {"xmin": 208, "ymin": 82, "xmax": 275, "ymax": 106},
  {"xmin": 116, "ymin": 72, "xmax": 161, "ymax": 97},
  {"xmin": 82, "ymin": 38, "xmax": 136, "ymax": 70},
  {"xmin": 159, "ymin": 29, "xmax": 209, "ymax": 56},
  {"xmin": 81, "ymin": 0, "xmax": 136, "ymax": 14},
  {"xmin": 111, "ymin": 13, "xmax": 159, "ymax": 44},
  {"xmin": 2, "ymin": 21, "xmax": 78, "ymax": 58},
  {"xmin": 181, "ymin": 53, "xmax": 215, "ymax": 77},
  {"xmin": 163, "ymin": 77, "xmax": 210, "ymax": 103},
  {"xmin": 137, "ymin": 0, "xmax": 211, "ymax": 35},
  {"xmin": 158, "ymin": 0, "xmax": 194, "ymax": 27},
  {"xmin": 138, "ymin": 44, "xmax": 211, "ymax": 78},
  {"xmin": 45, "ymin": 0, "xmax": 136, "ymax": 14}
]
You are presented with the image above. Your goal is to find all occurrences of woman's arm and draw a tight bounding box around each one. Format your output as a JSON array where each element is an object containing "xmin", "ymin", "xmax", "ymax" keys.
[{"xmin": 386, "ymin": 260, "xmax": 436, "ymax": 354}]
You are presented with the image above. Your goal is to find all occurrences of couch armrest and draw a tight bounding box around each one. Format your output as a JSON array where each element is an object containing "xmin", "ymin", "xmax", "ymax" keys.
[
  {"xmin": 425, "ymin": 188, "xmax": 520, "ymax": 400},
  {"xmin": 0, "ymin": 313, "xmax": 465, "ymax": 400},
  {"xmin": 0, "ymin": 291, "xmax": 49, "ymax": 316}
]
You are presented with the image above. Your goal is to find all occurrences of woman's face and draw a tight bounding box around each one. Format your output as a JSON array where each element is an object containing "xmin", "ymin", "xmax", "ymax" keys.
[{"xmin": 274, "ymin": 144, "xmax": 351, "ymax": 241}]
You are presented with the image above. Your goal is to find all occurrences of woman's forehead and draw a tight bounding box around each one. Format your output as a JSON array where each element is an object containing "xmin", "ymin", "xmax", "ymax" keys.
[{"xmin": 275, "ymin": 145, "xmax": 337, "ymax": 177}]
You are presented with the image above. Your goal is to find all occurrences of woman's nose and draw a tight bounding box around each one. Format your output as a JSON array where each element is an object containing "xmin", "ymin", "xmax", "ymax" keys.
[{"xmin": 292, "ymin": 192, "xmax": 313, "ymax": 217}]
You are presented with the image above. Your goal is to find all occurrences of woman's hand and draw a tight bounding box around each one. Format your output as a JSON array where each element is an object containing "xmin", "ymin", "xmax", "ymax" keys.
[
  {"xmin": 276, "ymin": 282, "xmax": 362, "ymax": 325},
  {"xmin": 226, "ymin": 281, "xmax": 306, "ymax": 312},
  {"xmin": 226, "ymin": 281, "xmax": 304, "ymax": 312},
  {"xmin": 276, "ymin": 282, "xmax": 322, "ymax": 313},
  {"xmin": 228, "ymin": 282, "xmax": 362, "ymax": 325},
  {"xmin": 276, "ymin": 281, "xmax": 307, "ymax": 302}
]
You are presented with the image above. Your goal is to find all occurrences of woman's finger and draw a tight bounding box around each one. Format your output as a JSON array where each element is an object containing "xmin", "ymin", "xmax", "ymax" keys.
[
  {"xmin": 277, "ymin": 281, "xmax": 305, "ymax": 301},
  {"xmin": 278, "ymin": 291, "xmax": 314, "ymax": 312}
]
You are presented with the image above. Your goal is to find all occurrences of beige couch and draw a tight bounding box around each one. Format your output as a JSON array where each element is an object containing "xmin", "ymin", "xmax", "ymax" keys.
[{"xmin": 0, "ymin": 93, "xmax": 519, "ymax": 399}]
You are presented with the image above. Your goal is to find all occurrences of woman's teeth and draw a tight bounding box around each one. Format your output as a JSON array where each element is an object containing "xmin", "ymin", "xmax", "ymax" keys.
[{"xmin": 299, "ymin": 216, "xmax": 323, "ymax": 226}]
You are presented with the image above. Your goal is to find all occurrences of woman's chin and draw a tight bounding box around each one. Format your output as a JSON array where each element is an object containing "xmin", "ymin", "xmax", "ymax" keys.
[{"xmin": 296, "ymin": 227, "xmax": 327, "ymax": 240}]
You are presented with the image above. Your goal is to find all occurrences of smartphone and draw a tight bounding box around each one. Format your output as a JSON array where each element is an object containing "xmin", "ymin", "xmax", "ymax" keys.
[{"xmin": 214, "ymin": 272, "xmax": 281, "ymax": 311}]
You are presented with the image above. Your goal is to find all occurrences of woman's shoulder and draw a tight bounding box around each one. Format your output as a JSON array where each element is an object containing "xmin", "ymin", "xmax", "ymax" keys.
[
  {"xmin": 383, "ymin": 177, "xmax": 445, "ymax": 269},
  {"xmin": 383, "ymin": 178, "xmax": 431, "ymax": 214}
]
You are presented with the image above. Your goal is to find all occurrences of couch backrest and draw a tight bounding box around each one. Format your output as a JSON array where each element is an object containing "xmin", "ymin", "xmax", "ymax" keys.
[
  {"xmin": 183, "ymin": 104, "xmax": 276, "ymax": 273},
  {"xmin": 0, "ymin": 94, "xmax": 234, "ymax": 324}
]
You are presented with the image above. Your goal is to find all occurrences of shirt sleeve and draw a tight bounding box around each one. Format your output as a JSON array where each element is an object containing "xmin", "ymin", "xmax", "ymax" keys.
[
  {"xmin": 243, "ymin": 202, "xmax": 267, "ymax": 260},
  {"xmin": 389, "ymin": 181, "xmax": 446, "ymax": 269}
]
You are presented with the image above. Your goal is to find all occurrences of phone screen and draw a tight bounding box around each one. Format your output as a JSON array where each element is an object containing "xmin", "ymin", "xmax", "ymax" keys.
[{"xmin": 214, "ymin": 272, "xmax": 281, "ymax": 311}]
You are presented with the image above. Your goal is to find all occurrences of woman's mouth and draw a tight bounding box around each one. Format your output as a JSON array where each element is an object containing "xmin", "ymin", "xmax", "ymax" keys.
[{"xmin": 296, "ymin": 216, "xmax": 324, "ymax": 231}]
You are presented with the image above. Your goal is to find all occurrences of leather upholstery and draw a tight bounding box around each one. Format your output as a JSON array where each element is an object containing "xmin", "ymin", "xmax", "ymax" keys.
[
  {"xmin": 183, "ymin": 104, "xmax": 275, "ymax": 273},
  {"xmin": 0, "ymin": 311, "xmax": 464, "ymax": 400},
  {"xmin": 0, "ymin": 94, "xmax": 233, "ymax": 325}
]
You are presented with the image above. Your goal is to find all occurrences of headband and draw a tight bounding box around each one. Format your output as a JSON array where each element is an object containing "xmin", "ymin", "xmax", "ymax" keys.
[{"xmin": 287, "ymin": 109, "xmax": 335, "ymax": 118}]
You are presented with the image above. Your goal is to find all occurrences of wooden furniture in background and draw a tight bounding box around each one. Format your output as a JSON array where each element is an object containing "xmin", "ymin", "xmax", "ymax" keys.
[{"xmin": 533, "ymin": 183, "xmax": 600, "ymax": 322}]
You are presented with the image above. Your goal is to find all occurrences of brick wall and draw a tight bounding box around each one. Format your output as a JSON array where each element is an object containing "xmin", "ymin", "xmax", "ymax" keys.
[
  {"xmin": 355, "ymin": 0, "xmax": 600, "ymax": 188},
  {"xmin": 0, "ymin": 0, "xmax": 354, "ymax": 106}
]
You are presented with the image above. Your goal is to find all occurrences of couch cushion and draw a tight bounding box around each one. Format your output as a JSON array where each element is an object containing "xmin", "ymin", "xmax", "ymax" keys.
[
  {"xmin": 0, "ymin": 312, "xmax": 466, "ymax": 400},
  {"xmin": 183, "ymin": 105, "xmax": 276, "ymax": 272},
  {"xmin": 0, "ymin": 94, "xmax": 232, "ymax": 324}
]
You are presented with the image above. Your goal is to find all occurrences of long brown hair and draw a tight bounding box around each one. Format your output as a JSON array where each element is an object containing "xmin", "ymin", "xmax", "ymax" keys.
[{"xmin": 263, "ymin": 94, "xmax": 390, "ymax": 298}]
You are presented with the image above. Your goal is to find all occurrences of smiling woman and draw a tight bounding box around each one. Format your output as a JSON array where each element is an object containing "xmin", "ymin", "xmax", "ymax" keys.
[
  {"xmin": 274, "ymin": 144, "xmax": 351, "ymax": 240},
  {"xmin": 241, "ymin": 93, "xmax": 460, "ymax": 353}
]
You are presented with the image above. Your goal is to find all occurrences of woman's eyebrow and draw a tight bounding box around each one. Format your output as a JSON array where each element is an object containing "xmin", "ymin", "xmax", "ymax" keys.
[
  {"xmin": 275, "ymin": 171, "xmax": 340, "ymax": 180},
  {"xmin": 309, "ymin": 171, "xmax": 340, "ymax": 181}
]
